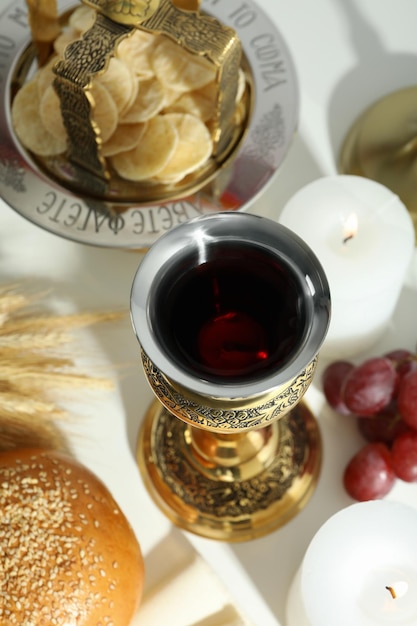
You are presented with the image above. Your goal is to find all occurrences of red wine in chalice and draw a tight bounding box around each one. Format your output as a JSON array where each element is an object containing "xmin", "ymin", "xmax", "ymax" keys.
[{"xmin": 151, "ymin": 240, "xmax": 306, "ymax": 383}]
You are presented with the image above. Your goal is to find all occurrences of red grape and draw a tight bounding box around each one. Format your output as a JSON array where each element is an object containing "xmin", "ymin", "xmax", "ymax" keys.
[
  {"xmin": 342, "ymin": 357, "xmax": 398, "ymax": 416},
  {"xmin": 322, "ymin": 360, "xmax": 354, "ymax": 415},
  {"xmin": 391, "ymin": 431, "xmax": 417, "ymax": 482},
  {"xmin": 343, "ymin": 443, "xmax": 396, "ymax": 501},
  {"xmin": 385, "ymin": 348, "xmax": 412, "ymax": 364},
  {"xmin": 357, "ymin": 400, "xmax": 410, "ymax": 445},
  {"xmin": 397, "ymin": 358, "xmax": 417, "ymax": 380},
  {"xmin": 385, "ymin": 349, "xmax": 416, "ymax": 395},
  {"xmin": 397, "ymin": 370, "xmax": 417, "ymax": 430},
  {"xmin": 323, "ymin": 347, "xmax": 417, "ymax": 499}
]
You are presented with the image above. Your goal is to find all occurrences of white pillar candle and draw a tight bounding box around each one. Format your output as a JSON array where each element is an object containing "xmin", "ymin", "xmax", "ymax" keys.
[
  {"xmin": 279, "ymin": 176, "xmax": 415, "ymax": 357},
  {"xmin": 286, "ymin": 501, "xmax": 417, "ymax": 626}
]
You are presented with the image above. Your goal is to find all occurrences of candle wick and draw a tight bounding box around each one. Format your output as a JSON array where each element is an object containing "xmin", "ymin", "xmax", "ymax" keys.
[
  {"xmin": 343, "ymin": 234, "xmax": 354, "ymax": 244},
  {"xmin": 385, "ymin": 586, "xmax": 397, "ymax": 599}
]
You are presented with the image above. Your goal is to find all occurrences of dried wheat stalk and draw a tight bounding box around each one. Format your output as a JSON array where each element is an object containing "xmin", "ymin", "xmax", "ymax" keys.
[{"xmin": 0, "ymin": 284, "xmax": 123, "ymax": 453}]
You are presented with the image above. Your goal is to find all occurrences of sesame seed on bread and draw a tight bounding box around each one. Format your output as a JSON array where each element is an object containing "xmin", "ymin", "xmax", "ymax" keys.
[{"xmin": 0, "ymin": 447, "xmax": 144, "ymax": 625}]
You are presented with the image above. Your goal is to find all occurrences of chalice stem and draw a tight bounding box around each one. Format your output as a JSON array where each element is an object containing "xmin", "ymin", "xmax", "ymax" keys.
[{"xmin": 186, "ymin": 423, "xmax": 279, "ymax": 482}]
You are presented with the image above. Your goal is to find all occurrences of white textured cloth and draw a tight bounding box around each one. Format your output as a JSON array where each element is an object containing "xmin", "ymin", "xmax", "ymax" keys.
[{"xmin": 132, "ymin": 531, "xmax": 253, "ymax": 626}]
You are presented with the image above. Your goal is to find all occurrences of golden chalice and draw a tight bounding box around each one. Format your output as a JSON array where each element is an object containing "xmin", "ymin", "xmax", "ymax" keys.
[{"xmin": 130, "ymin": 212, "xmax": 331, "ymax": 541}]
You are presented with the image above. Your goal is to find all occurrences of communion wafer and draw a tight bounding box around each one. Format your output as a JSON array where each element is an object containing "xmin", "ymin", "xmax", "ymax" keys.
[
  {"xmin": 155, "ymin": 112, "xmax": 213, "ymax": 181},
  {"xmin": 163, "ymin": 84, "xmax": 184, "ymax": 107},
  {"xmin": 164, "ymin": 81, "xmax": 217, "ymax": 122},
  {"xmin": 111, "ymin": 114, "xmax": 178, "ymax": 180},
  {"xmin": 36, "ymin": 54, "xmax": 58, "ymax": 96},
  {"xmin": 96, "ymin": 57, "xmax": 137, "ymax": 115},
  {"xmin": 152, "ymin": 36, "xmax": 216, "ymax": 92},
  {"xmin": 68, "ymin": 4, "xmax": 96, "ymax": 32},
  {"xmin": 120, "ymin": 76, "xmax": 165, "ymax": 123},
  {"xmin": 101, "ymin": 122, "xmax": 147, "ymax": 157},
  {"xmin": 117, "ymin": 29, "xmax": 158, "ymax": 79},
  {"xmin": 12, "ymin": 78, "xmax": 66, "ymax": 156}
]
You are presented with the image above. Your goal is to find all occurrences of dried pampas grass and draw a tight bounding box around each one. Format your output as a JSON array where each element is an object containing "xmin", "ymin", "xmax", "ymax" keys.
[{"xmin": 0, "ymin": 283, "xmax": 123, "ymax": 454}]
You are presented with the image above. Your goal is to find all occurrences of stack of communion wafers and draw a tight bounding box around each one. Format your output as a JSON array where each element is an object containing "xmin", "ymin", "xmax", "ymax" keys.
[{"xmin": 12, "ymin": 4, "xmax": 246, "ymax": 186}]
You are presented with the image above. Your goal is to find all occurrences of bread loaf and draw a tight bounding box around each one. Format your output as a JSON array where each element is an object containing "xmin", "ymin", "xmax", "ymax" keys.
[{"xmin": 0, "ymin": 447, "xmax": 144, "ymax": 625}]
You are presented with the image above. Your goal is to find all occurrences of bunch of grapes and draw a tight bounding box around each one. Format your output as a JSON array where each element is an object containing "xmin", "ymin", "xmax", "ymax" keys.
[{"xmin": 322, "ymin": 348, "xmax": 417, "ymax": 501}]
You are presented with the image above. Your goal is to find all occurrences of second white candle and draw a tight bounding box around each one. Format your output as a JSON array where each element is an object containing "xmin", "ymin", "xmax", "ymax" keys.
[
  {"xmin": 286, "ymin": 501, "xmax": 417, "ymax": 626},
  {"xmin": 279, "ymin": 176, "xmax": 414, "ymax": 357}
]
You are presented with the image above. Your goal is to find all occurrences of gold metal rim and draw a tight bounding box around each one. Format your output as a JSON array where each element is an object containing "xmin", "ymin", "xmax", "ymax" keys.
[
  {"xmin": 136, "ymin": 399, "xmax": 322, "ymax": 542},
  {"xmin": 141, "ymin": 350, "xmax": 318, "ymax": 433},
  {"xmin": 339, "ymin": 86, "xmax": 417, "ymax": 238}
]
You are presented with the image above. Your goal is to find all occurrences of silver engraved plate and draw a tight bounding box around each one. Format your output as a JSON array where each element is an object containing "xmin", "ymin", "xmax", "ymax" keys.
[{"xmin": 0, "ymin": 0, "xmax": 298, "ymax": 249}]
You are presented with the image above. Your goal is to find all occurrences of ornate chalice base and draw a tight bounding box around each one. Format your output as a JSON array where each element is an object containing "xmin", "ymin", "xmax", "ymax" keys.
[
  {"xmin": 137, "ymin": 399, "xmax": 321, "ymax": 542},
  {"xmin": 339, "ymin": 86, "xmax": 417, "ymax": 237}
]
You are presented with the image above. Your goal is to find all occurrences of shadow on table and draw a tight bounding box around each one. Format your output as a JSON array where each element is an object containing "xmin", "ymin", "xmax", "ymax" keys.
[
  {"xmin": 62, "ymin": 243, "xmax": 151, "ymax": 455},
  {"xmin": 328, "ymin": 0, "xmax": 417, "ymax": 168},
  {"xmin": 257, "ymin": 132, "xmax": 324, "ymax": 221},
  {"xmin": 228, "ymin": 403, "xmax": 355, "ymax": 626}
]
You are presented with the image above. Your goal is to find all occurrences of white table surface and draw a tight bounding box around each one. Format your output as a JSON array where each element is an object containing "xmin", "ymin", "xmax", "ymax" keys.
[{"xmin": 2, "ymin": 1, "xmax": 417, "ymax": 624}]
